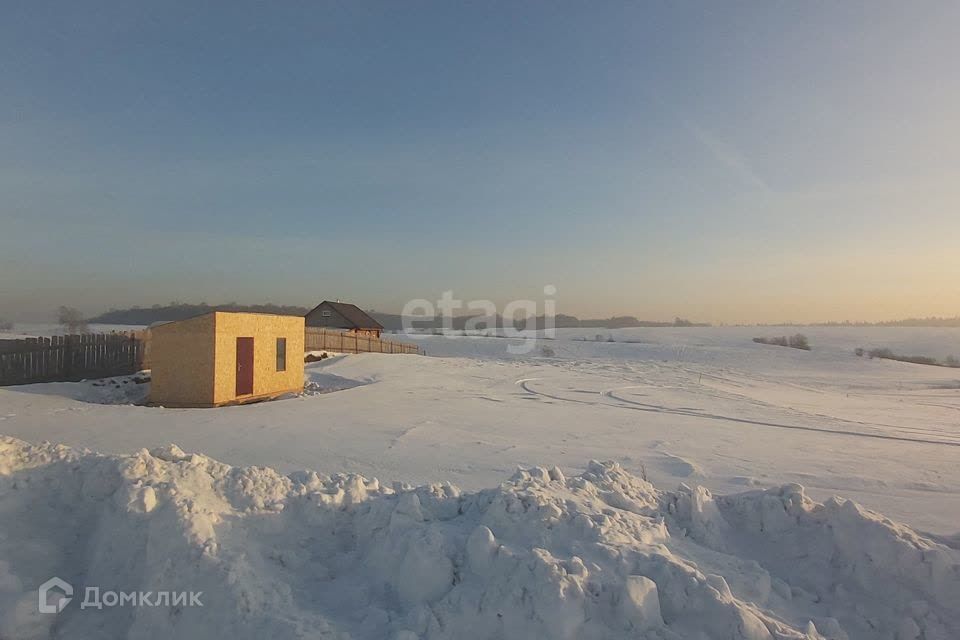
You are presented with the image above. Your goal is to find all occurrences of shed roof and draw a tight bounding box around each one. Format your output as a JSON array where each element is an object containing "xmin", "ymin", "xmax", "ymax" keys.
[
  {"xmin": 149, "ymin": 310, "xmax": 304, "ymax": 330},
  {"xmin": 306, "ymin": 301, "xmax": 383, "ymax": 330}
]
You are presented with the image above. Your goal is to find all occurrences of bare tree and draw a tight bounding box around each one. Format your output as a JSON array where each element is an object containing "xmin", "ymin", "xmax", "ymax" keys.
[{"xmin": 57, "ymin": 306, "xmax": 88, "ymax": 334}]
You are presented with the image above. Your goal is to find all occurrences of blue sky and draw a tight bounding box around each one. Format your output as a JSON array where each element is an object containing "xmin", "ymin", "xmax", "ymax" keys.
[{"xmin": 2, "ymin": 1, "xmax": 958, "ymax": 322}]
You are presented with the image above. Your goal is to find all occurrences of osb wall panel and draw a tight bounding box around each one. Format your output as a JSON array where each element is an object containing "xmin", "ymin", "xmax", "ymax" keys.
[
  {"xmin": 211, "ymin": 312, "xmax": 304, "ymax": 405},
  {"xmin": 148, "ymin": 314, "xmax": 215, "ymax": 406}
]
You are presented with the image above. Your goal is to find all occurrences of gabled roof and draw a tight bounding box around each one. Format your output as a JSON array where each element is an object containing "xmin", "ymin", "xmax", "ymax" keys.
[{"xmin": 305, "ymin": 301, "xmax": 384, "ymax": 330}]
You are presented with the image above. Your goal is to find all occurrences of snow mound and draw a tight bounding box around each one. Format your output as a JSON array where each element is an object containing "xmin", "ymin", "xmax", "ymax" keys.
[
  {"xmin": 0, "ymin": 437, "xmax": 957, "ymax": 640},
  {"xmin": 84, "ymin": 374, "xmax": 152, "ymax": 404},
  {"xmin": 301, "ymin": 364, "xmax": 371, "ymax": 396},
  {"xmin": 301, "ymin": 374, "xmax": 368, "ymax": 396},
  {"xmin": 9, "ymin": 374, "xmax": 151, "ymax": 406}
]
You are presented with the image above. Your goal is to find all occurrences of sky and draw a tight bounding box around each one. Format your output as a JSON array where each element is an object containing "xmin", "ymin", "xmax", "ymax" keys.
[{"xmin": 1, "ymin": 1, "xmax": 958, "ymax": 324}]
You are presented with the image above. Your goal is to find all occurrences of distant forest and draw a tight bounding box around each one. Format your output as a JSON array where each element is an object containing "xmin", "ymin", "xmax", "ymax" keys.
[
  {"xmin": 87, "ymin": 303, "xmax": 710, "ymax": 330},
  {"xmin": 754, "ymin": 317, "xmax": 960, "ymax": 328},
  {"xmin": 88, "ymin": 303, "xmax": 960, "ymax": 330}
]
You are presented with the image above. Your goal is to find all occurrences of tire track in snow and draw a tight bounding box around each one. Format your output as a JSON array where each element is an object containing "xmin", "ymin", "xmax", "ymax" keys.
[
  {"xmin": 690, "ymin": 384, "xmax": 954, "ymax": 440},
  {"xmin": 602, "ymin": 386, "xmax": 960, "ymax": 447},
  {"xmin": 514, "ymin": 378, "xmax": 600, "ymax": 405},
  {"xmin": 673, "ymin": 369, "xmax": 956, "ymax": 440},
  {"xmin": 515, "ymin": 378, "xmax": 960, "ymax": 448}
]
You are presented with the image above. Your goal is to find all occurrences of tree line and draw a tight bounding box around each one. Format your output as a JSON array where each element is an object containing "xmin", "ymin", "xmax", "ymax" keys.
[{"xmin": 85, "ymin": 304, "xmax": 710, "ymax": 331}]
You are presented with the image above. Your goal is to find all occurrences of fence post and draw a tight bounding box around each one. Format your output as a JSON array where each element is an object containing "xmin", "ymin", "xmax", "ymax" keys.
[
  {"xmin": 41, "ymin": 337, "xmax": 51, "ymax": 381},
  {"xmin": 26, "ymin": 338, "xmax": 37, "ymax": 381},
  {"xmin": 64, "ymin": 336, "xmax": 72, "ymax": 379}
]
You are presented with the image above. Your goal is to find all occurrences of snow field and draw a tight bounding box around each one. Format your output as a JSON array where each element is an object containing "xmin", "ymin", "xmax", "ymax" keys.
[{"xmin": 0, "ymin": 437, "xmax": 957, "ymax": 640}]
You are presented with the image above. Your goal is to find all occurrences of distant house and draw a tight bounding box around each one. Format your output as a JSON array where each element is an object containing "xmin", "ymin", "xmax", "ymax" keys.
[
  {"xmin": 149, "ymin": 311, "xmax": 304, "ymax": 407},
  {"xmin": 304, "ymin": 301, "xmax": 384, "ymax": 338}
]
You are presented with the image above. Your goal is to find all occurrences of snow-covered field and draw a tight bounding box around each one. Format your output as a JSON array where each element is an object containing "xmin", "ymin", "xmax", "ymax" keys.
[{"xmin": 1, "ymin": 327, "xmax": 958, "ymax": 639}]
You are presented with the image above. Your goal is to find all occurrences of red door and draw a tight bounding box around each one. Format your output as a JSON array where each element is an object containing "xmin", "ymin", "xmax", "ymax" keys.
[{"xmin": 236, "ymin": 337, "xmax": 254, "ymax": 396}]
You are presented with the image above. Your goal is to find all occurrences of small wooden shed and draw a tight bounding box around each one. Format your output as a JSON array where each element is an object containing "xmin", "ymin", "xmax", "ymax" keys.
[
  {"xmin": 304, "ymin": 301, "xmax": 384, "ymax": 338},
  {"xmin": 149, "ymin": 311, "xmax": 304, "ymax": 407}
]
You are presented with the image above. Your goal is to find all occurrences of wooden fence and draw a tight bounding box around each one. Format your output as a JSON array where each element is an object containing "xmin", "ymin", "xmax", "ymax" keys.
[
  {"xmin": 0, "ymin": 333, "xmax": 146, "ymax": 386},
  {"xmin": 304, "ymin": 328, "xmax": 423, "ymax": 355}
]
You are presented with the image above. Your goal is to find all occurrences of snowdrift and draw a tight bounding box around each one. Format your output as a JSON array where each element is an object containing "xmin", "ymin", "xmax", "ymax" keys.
[{"xmin": 0, "ymin": 437, "xmax": 956, "ymax": 640}]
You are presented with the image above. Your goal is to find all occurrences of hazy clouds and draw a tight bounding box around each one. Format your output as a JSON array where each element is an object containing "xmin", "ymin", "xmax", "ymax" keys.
[{"xmin": 2, "ymin": 2, "xmax": 958, "ymax": 323}]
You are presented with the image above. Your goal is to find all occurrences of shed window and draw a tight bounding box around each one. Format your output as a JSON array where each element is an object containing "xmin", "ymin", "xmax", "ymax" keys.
[
  {"xmin": 321, "ymin": 310, "xmax": 332, "ymax": 317},
  {"xmin": 276, "ymin": 337, "xmax": 287, "ymax": 372}
]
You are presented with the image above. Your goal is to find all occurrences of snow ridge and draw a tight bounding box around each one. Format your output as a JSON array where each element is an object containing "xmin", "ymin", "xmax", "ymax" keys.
[{"xmin": 0, "ymin": 437, "xmax": 956, "ymax": 640}]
